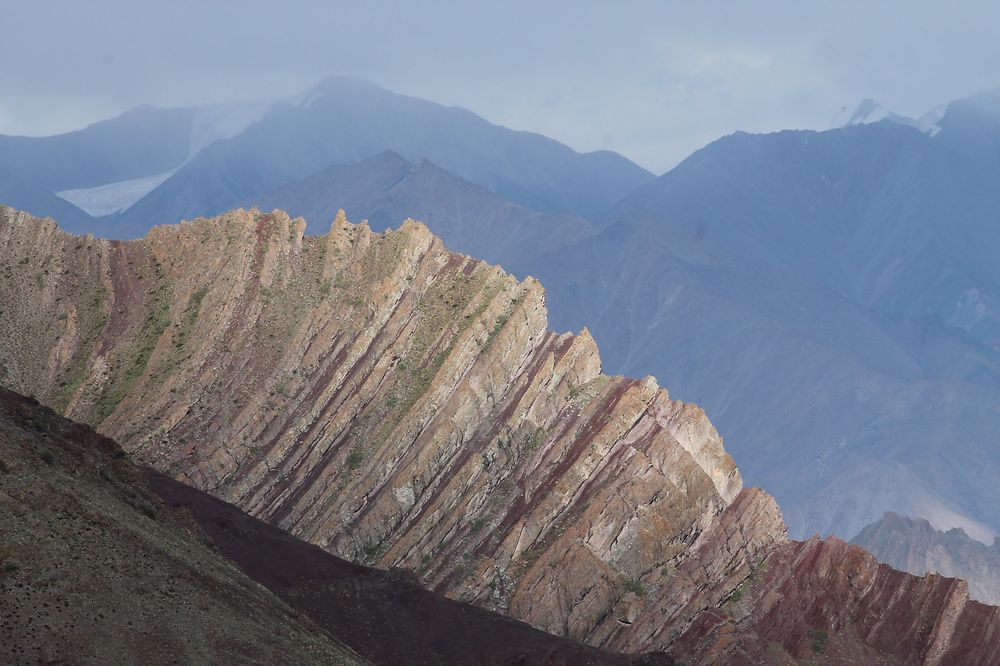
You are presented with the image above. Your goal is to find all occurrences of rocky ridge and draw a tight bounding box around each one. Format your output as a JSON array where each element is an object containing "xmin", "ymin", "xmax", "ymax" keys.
[
  {"xmin": 1, "ymin": 205, "xmax": 998, "ymax": 663},
  {"xmin": 853, "ymin": 512, "xmax": 1000, "ymax": 605}
]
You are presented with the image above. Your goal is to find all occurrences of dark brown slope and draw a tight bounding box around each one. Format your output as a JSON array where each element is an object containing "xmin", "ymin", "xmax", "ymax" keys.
[
  {"xmin": 0, "ymin": 388, "xmax": 363, "ymax": 665},
  {"xmin": 147, "ymin": 473, "xmax": 669, "ymax": 666},
  {"xmin": 0, "ymin": 386, "xmax": 666, "ymax": 666}
]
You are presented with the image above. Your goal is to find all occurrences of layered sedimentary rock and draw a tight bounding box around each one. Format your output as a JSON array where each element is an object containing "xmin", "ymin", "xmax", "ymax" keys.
[
  {"xmin": 2, "ymin": 205, "xmax": 999, "ymax": 663},
  {"xmin": 0, "ymin": 205, "xmax": 747, "ymax": 642}
]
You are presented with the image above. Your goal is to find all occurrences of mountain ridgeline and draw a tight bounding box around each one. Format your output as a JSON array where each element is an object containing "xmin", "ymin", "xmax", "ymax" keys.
[
  {"xmin": 2, "ymin": 206, "xmax": 998, "ymax": 664},
  {"xmin": 853, "ymin": 512, "xmax": 1000, "ymax": 605}
]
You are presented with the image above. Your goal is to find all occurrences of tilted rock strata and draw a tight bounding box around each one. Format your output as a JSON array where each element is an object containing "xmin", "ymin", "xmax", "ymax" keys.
[
  {"xmin": 670, "ymin": 534, "xmax": 1000, "ymax": 665},
  {"xmin": 0, "ymin": 386, "xmax": 668, "ymax": 666},
  {"xmin": 0, "ymin": 205, "xmax": 743, "ymax": 647},
  {"xmin": 3, "ymin": 206, "xmax": 999, "ymax": 663}
]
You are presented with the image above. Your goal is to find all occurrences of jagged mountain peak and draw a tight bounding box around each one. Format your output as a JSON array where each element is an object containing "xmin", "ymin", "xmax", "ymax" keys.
[{"xmin": 838, "ymin": 97, "xmax": 914, "ymax": 127}]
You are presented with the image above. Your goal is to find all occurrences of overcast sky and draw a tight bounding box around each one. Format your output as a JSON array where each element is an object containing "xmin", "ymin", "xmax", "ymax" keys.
[{"xmin": 2, "ymin": 1, "xmax": 999, "ymax": 173}]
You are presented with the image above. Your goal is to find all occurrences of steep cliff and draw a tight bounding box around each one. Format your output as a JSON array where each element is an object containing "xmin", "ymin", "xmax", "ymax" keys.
[{"xmin": 2, "ymin": 206, "xmax": 998, "ymax": 663}]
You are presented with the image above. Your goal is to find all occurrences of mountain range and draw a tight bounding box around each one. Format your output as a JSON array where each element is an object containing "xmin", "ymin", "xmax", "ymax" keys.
[
  {"xmin": 2, "ymin": 77, "xmax": 1000, "ymax": 615},
  {"xmin": 853, "ymin": 512, "xmax": 1000, "ymax": 606},
  {"xmin": 528, "ymin": 110, "xmax": 1000, "ymax": 544}
]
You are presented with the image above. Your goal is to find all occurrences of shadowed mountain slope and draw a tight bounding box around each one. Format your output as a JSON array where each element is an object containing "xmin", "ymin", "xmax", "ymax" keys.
[
  {"xmin": 114, "ymin": 77, "xmax": 651, "ymax": 232},
  {"xmin": 0, "ymin": 387, "xmax": 365, "ymax": 665}
]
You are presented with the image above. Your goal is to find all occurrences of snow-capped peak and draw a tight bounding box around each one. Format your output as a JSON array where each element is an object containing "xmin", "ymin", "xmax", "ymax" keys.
[{"xmin": 833, "ymin": 98, "xmax": 914, "ymax": 129}]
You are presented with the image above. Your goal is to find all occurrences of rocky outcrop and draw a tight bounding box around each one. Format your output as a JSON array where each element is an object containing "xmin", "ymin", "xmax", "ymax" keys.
[
  {"xmin": 2, "ymin": 206, "xmax": 999, "ymax": 663},
  {"xmin": 853, "ymin": 512, "xmax": 1000, "ymax": 605},
  {"xmin": 0, "ymin": 205, "xmax": 746, "ymax": 647}
]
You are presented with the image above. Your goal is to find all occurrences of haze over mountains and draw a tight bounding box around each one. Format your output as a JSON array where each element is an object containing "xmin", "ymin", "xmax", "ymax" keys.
[
  {"xmin": 853, "ymin": 512, "xmax": 1000, "ymax": 606},
  {"xmin": 2, "ymin": 76, "xmax": 1000, "ymax": 589},
  {"xmin": 530, "ymin": 104, "xmax": 1000, "ymax": 544}
]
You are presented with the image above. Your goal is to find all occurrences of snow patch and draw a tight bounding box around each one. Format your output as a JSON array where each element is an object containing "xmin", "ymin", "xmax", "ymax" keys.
[
  {"xmin": 833, "ymin": 98, "xmax": 915, "ymax": 129},
  {"xmin": 56, "ymin": 171, "xmax": 176, "ymax": 216}
]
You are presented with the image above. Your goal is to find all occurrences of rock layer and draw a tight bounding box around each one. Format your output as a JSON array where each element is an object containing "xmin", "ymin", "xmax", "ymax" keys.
[
  {"xmin": 2, "ymin": 205, "xmax": 999, "ymax": 663},
  {"xmin": 0, "ymin": 205, "xmax": 745, "ymax": 646},
  {"xmin": 0, "ymin": 385, "xmax": 665, "ymax": 665}
]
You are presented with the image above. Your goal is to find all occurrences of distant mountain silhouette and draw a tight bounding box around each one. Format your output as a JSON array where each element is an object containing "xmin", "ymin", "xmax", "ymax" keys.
[
  {"xmin": 853, "ymin": 512, "xmax": 1000, "ymax": 605},
  {"xmin": 0, "ymin": 105, "xmax": 196, "ymax": 191},
  {"xmin": 0, "ymin": 168, "xmax": 94, "ymax": 232},
  {"xmin": 115, "ymin": 76, "xmax": 652, "ymax": 231},
  {"xmin": 244, "ymin": 150, "xmax": 595, "ymax": 267},
  {"xmin": 518, "ymin": 101, "xmax": 1000, "ymax": 543}
]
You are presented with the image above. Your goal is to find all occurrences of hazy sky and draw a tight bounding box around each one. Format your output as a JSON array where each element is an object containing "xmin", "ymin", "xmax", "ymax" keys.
[{"xmin": 3, "ymin": 1, "xmax": 999, "ymax": 172}]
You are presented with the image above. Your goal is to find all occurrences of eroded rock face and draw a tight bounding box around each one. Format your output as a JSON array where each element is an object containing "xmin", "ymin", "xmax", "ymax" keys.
[
  {"xmin": 0, "ymin": 205, "xmax": 744, "ymax": 648},
  {"xmin": 672, "ymin": 534, "xmax": 1000, "ymax": 665},
  {"xmin": 2, "ymin": 205, "xmax": 998, "ymax": 663}
]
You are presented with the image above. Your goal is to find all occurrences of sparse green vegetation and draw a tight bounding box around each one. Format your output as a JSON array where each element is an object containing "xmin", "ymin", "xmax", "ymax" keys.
[
  {"xmin": 623, "ymin": 578, "xmax": 645, "ymax": 596},
  {"xmin": 522, "ymin": 427, "xmax": 547, "ymax": 453},
  {"xmin": 172, "ymin": 286, "xmax": 208, "ymax": 352},
  {"xmin": 52, "ymin": 283, "xmax": 108, "ymax": 413},
  {"xmin": 520, "ymin": 546, "xmax": 542, "ymax": 565},
  {"xmin": 810, "ymin": 629, "xmax": 828, "ymax": 653},
  {"xmin": 92, "ymin": 262, "xmax": 173, "ymax": 422},
  {"xmin": 362, "ymin": 542, "xmax": 381, "ymax": 562}
]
